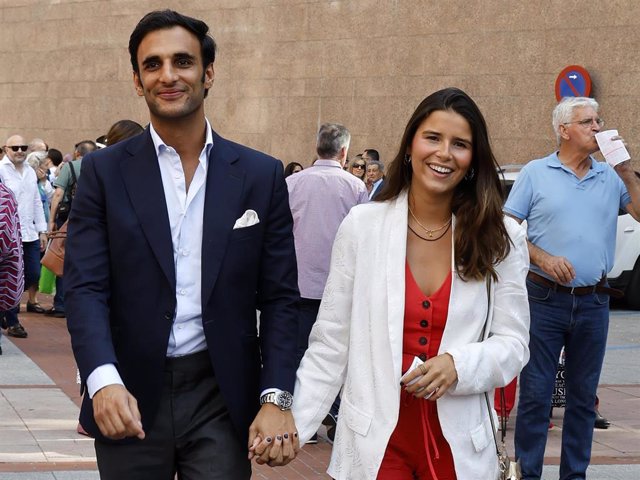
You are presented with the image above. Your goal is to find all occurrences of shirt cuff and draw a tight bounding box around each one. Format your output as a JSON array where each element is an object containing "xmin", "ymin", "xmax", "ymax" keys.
[
  {"xmin": 86, "ymin": 364, "xmax": 125, "ymax": 399},
  {"xmin": 260, "ymin": 387, "xmax": 282, "ymax": 400}
]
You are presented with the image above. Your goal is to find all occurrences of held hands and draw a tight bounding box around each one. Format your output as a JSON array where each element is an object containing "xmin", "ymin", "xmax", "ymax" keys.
[
  {"xmin": 248, "ymin": 404, "xmax": 299, "ymax": 467},
  {"xmin": 401, "ymin": 353, "xmax": 458, "ymax": 401},
  {"xmin": 92, "ymin": 384, "xmax": 145, "ymax": 440}
]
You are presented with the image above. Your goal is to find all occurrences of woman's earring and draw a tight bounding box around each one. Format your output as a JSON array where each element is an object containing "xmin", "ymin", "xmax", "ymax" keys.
[
  {"xmin": 464, "ymin": 167, "xmax": 475, "ymax": 181},
  {"xmin": 404, "ymin": 154, "xmax": 411, "ymax": 165}
]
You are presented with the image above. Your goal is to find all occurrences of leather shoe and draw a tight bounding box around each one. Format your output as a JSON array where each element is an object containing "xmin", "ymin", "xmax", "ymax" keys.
[
  {"xmin": 26, "ymin": 302, "xmax": 46, "ymax": 314},
  {"xmin": 44, "ymin": 308, "xmax": 66, "ymax": 318},
  {"xmin": 7, "ymin": 324, "xmax": 28, "ymax": 338},
  {"xmin": 595, "ymin": 409, "xmax": 611, "ymax": 429}
]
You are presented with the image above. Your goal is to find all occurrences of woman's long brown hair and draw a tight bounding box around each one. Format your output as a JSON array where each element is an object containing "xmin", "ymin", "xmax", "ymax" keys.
[{"xmin": 376, "ymin": 88, "xmax": 510, "ymax": 281}]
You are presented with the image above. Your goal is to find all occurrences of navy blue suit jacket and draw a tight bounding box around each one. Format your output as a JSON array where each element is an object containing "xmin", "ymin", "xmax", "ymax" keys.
[{"xmin": 65, "ymin": 128, "xmax": 300, "ymax": 444}]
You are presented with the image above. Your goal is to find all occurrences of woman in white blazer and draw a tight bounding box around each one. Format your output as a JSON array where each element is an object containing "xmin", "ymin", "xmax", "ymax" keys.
[{"xmin": 291, "ymin": 88, "xmax": 530, "ymax": 480}]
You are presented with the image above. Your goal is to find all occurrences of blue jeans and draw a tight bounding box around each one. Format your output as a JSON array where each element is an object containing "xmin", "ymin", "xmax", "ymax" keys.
[{"xmin": 515, "ymin": 278, "xmax": 609, "ymax": 480}]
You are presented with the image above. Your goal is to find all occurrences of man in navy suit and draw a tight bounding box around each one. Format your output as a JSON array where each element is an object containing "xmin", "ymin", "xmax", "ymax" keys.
[{"xmin": 65, "ymin": 10, "xmax": 300, "ymax": 479}]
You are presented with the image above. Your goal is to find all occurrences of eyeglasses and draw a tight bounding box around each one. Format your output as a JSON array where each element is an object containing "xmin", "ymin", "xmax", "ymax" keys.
[
  {"xmin": 5, "ymin": 145, "xmax": 29, "ymax": 152},
  {"xmin": 563, "ymin": 117, "xmax": 604, "ymax": 128},
  {"xmin": 353, "ymin": 164, "xmax": 365, "ymax": 169}
]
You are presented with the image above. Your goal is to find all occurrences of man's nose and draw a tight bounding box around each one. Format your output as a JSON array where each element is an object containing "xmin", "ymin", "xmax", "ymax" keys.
[{"xmin": 159, "ymin": 63, "xmax": 178, "ymax": 83}]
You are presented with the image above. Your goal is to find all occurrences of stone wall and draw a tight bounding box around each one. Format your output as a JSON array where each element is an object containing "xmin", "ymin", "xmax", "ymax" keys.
[{"xmin": 1, "ymin": 0, "xmax": 639, "ymax": 169}]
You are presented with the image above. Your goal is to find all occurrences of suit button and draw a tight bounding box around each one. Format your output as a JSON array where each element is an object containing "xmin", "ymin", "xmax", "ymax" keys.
[
  {"xmin": 419, "ymin": 353, "xmax": 427, "ymax": 361},
  {"xmin": 419, "ymin": 337, "xmax": 427, "ymax": 346},
  {"xmin": 420, "ymin": 320, "xmax": 428, "ymax": 328},
  {"xmin": 422, "ymin": 300, "xmax": 431, "ymax": 309},
  {"xmin": 164, "ymin": 312, "xmax": 172, "ymax": 320}
]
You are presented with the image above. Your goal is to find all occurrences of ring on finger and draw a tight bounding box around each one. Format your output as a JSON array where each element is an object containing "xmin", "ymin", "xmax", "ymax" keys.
[{"xmin": 419, "ymin": 363, "xmax": 427, "ymax": 375}]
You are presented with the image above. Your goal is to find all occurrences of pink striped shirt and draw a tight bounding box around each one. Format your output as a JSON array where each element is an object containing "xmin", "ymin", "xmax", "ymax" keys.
[
  {"xmin": 286, "ymin": 159, "xmax": 368, "ymax": 299},
  {"xmin": 0, "ymin": 182, "xmax": 24, "ymax": 311}
]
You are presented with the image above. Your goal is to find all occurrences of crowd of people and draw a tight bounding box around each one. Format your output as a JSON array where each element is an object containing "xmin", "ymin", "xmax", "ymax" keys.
[
  {"xmin": 0, "ymin": 121, "xmax": 144, "ymax": 346},
  {"xmin": 1, "ymin": 8, "xmax": 639, "ymax": 480}
]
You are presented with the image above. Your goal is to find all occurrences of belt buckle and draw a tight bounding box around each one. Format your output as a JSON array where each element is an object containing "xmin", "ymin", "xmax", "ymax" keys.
[{"xmin": 569, "ymin": 286, "xmax": 576, "ymax": 295}]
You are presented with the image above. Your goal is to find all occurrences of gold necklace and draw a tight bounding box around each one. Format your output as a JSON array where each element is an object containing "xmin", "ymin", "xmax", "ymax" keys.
[
  {"xmin": 408, "ymin": 222, "xmax": 451, "ymax": 242},
  {"xmin": 408, "ymin": 207, "xmax": 452, "ymax": 238}
]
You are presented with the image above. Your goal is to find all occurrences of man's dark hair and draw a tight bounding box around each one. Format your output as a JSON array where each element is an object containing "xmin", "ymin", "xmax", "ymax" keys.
[
  {"xmin": 129, "ymin": 10, "xmax": 216, "ymax": 98},
  {"xmin": 46, "ymin": 148, "xmax": 63, "ymax": 166},
  {"xmin": 75, "ymin": 140, "xmax": 97, "ymax": 158},
  {"xmin": 363, "ymin": 149, "xmax": 380, "ymax": 161}
]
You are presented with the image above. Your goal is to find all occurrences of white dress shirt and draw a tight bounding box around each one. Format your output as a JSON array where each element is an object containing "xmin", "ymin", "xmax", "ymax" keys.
[
  {"xmin": 368, "ymin": 178, "xmax": 383, "ymax": 200},
  {"xmin": 86, "ymin": 121, "xmax": 214, "ymax": 398},
  {"xmin": 0, "ymin": 157, "xmax": 47, "ymax": 242}
]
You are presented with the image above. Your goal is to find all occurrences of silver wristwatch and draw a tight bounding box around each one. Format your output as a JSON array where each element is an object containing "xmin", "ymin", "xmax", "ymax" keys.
[{"xmin": 260, "ymin": 390, "xmax": 293, "ymax": 411}]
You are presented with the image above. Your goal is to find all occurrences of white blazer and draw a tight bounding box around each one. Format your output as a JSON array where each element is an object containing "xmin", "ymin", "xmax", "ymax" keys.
[{"xmin": 292, "ymin": 190, "xmax": 530, "ymax": 480}]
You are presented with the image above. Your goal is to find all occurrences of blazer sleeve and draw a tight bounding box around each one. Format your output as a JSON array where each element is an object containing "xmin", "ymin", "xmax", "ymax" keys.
[
  {"xmin": 447, "ymin": 217, "xmax": 531, "ymax": 395},
  {"xmin": 292, "ymin": 210, "xmax": 358, "ymax": 443},
  {"xmin": 255, "ymin": 160, "xmax": 301, "ymax": 393},
  {"xmin": 64, "ymin": 155, "xmax": 118, "ymax": 384}
]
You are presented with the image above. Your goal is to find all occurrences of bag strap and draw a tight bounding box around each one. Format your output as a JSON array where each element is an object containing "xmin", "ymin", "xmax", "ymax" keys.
[
  {"xmin": 479, "ymin": 275, "xmax": 504, "ymax": 458},
  {"xmin": 68, "ymin": 162, "xmax": 78, "ymax": 189}
]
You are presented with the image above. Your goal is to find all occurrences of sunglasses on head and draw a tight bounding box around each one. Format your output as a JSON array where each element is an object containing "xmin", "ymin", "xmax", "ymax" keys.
[{"xmin": 6, "ymin": 145, "xmax": 29, "ymax": 152}]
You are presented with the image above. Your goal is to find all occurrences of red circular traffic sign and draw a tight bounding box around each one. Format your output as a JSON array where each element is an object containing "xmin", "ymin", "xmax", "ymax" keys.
[{"xmin": 555, "ymin": 65, "xmax": 592, "ymax": 101}]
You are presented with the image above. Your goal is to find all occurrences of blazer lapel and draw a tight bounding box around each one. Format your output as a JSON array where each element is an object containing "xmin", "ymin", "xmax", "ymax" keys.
[
  {"xmin": 201, "ymin": 132, "xmax": 244, "ymax": 308},
  {"xmin": 386, "ymin": 191, "xmax": 409, "ymax": 379},
  {"xmin": 120, "ymin": 130, "xmax": 175, "ymax": 290}
]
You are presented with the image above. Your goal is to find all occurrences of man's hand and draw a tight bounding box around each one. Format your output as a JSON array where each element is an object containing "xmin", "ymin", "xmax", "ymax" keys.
[
  {"xmin": 92, "ymin": 384, "xmax": 145, "ymax": 440},
  {"xmin": 539, "ymin": 254, "xmax": 575, "ymax": 284},
  {"xmin": 248, "ymin": 404, "xmax": 299, "ymax": 467},
  {"xmin": 39, "ymin": 232, "xmax": 48, "ymax": 252}
]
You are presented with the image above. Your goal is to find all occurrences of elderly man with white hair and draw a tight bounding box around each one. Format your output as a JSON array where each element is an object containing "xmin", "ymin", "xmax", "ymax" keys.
[{"xmin": 506, "ymin": 97, "xmax": 640, "ymax": 479}]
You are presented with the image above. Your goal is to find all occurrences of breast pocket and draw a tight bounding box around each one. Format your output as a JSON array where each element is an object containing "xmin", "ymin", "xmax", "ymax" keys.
[{"xmin": 230, "ymin": 223, "xmax": 261, "ymax": 242}]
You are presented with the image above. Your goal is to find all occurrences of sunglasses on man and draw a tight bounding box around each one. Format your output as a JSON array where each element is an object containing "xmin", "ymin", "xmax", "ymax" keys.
[{"xmin": 4, "ymin": 145, "xmax": 29, "ymax": 152}]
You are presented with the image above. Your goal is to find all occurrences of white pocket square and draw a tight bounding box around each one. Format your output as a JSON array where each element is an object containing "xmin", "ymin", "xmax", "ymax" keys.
[{"xmin": 233, "ymin": 209, "xmax": 260, "ymax": 229}]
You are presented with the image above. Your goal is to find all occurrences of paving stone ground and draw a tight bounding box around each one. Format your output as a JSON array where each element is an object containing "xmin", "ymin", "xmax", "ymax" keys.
[{"xmin": 1, "ymin": 296, "xmax": 638, "ymax": 479}]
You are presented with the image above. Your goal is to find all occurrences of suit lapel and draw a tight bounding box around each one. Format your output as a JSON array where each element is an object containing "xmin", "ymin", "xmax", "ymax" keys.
[
  {"xmin": 201, "ymin": 132, "xmax": 244, "ymax": 308},
  {"xmin": 120, "ymin": 130, "xmax": 175, "ymax": 290}
]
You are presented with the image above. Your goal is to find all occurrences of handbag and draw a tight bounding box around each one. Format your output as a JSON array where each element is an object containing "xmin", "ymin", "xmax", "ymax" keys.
[
  {"xmin": 480, "ymin": 276, "xmax": 522, "ymax": 480},
  {"xmin": 41, "ymin": 221, "xmax": 67, "ymax": 277}
]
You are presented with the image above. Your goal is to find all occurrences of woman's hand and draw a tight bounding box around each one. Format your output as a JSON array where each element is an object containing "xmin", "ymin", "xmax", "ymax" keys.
[{"xmin": 402, "ymin": 353, "xmax": 458, "ymax": 401}]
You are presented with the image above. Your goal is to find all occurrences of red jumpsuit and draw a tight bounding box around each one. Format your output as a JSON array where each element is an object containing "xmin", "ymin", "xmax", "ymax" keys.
[{"xmin": 377, "ymin": 263, "xmax": 457, "ymax": 479}]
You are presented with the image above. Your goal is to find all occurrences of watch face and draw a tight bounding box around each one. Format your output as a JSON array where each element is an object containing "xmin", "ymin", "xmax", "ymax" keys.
[{"xmin": 277, "ymin": 391, "xmax": 293, "ymax": 410}]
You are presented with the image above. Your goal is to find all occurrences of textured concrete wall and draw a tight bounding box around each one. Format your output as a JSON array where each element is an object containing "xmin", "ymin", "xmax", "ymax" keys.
[{"xmin": 1, "ymin": 0, "xmax": 639, "ymax": 169}]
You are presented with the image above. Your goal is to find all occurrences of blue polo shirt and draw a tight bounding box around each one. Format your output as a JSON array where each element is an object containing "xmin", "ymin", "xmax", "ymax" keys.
[{"xmin": 504, "ymin": 152, "xmax": 630, "ymax": 286}]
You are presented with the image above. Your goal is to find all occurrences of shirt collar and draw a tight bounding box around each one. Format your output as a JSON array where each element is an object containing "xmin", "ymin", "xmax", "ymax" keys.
[
  {"xmin": 547, "ymin": 151, "xmax": 605, "ymax": 173},
  {"xmin": 149, "ymin": 118, "xmax": 214, "ymax": 161},
  {"xmin": 313, "ymin": 159, "xmax": 343, "ymax": 168}
]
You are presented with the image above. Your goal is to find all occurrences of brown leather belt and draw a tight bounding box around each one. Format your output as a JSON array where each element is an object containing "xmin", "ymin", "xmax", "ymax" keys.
[{"xmin": 527, "ymin": 271, "xmax": 624, "ymax": 298}]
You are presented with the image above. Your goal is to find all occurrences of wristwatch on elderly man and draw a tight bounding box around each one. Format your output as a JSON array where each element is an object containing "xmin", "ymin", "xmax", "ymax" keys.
[{"xmin": 259, "ymin": 389, "xmax": 293, "ymax": 411}]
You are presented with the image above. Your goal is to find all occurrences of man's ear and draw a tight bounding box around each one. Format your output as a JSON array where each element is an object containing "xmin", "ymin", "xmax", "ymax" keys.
[
  {"xmin": 133, "ymin": 72, "xmax": 144, "ymax": 97},
  {"xmin": 558, "ymin": 124, "xmax": 570, "ymax": 141},
  {"xmin": 204, "ymin": 64, "xmax": 214, "ymax": 89}
]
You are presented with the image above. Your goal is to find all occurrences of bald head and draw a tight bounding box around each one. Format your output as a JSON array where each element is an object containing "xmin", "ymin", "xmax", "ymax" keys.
[{"xmin": 4, "ymin": 135, "xmax": 28, "ymax": 167}]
